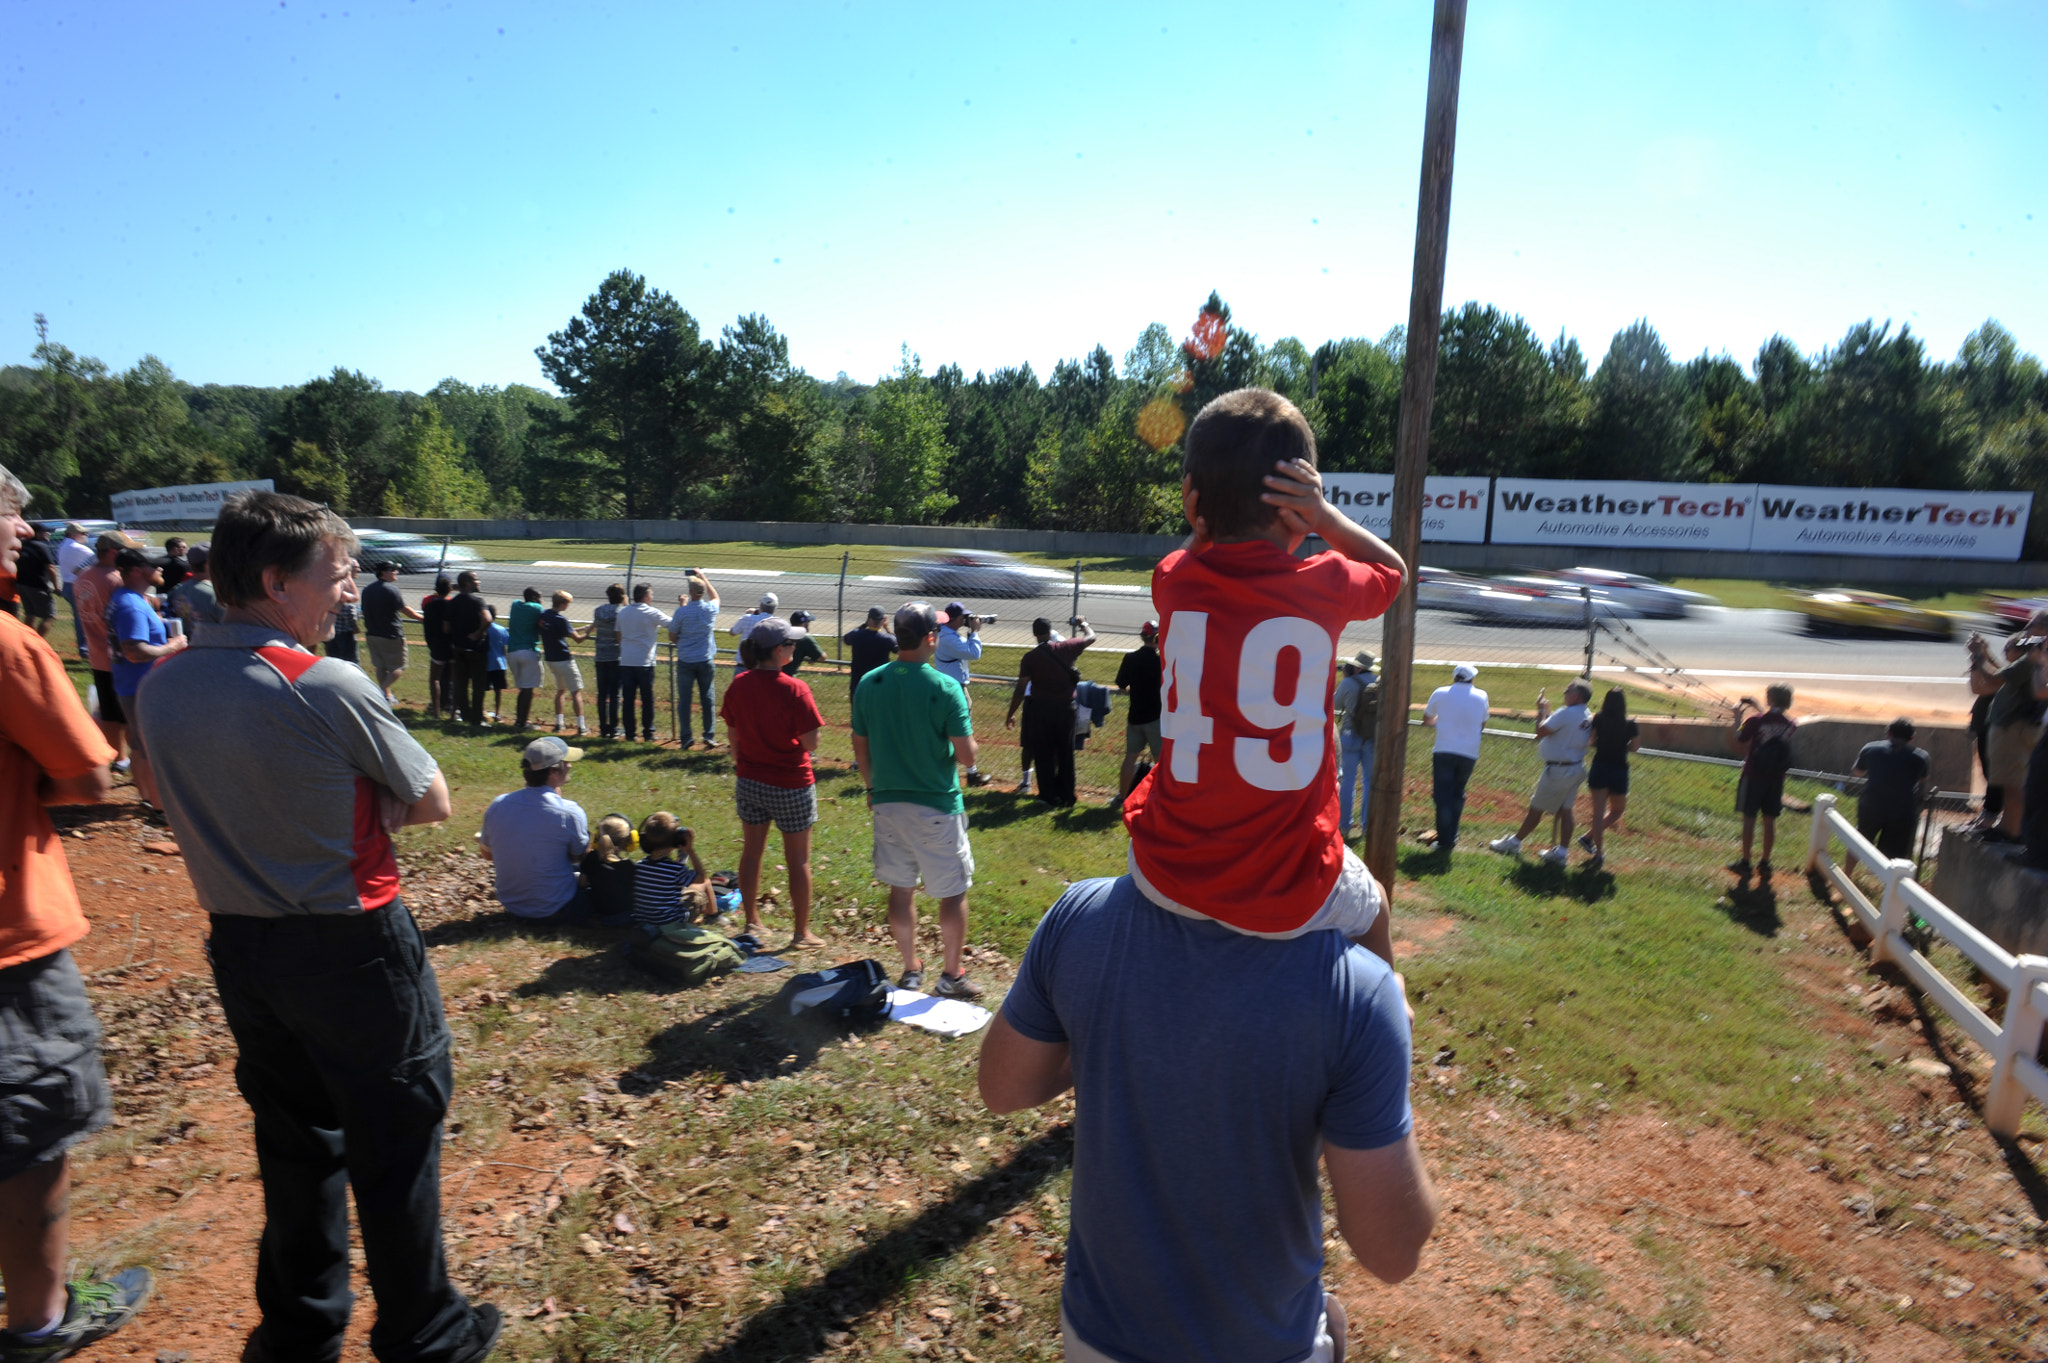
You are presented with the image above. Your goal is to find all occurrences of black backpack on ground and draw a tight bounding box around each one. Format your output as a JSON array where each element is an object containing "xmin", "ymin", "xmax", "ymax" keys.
[{"xmin": 777, "ymin": 959, "xmax": 892, "ymax": 1026}]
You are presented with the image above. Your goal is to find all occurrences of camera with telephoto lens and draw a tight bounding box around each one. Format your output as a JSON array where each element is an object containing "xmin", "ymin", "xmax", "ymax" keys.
[{"xmin": 964, "ymin": 612, "xmax": 996, "ymax": 630}]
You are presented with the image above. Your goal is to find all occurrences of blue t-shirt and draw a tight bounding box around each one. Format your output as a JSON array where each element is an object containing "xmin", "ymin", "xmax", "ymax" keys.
[
  {"xmin": 668, "ymin": 599, "xmax": 720, "ymax": 664},
  {"xmin": 486, "ymin": 622, "xmax": 510, "ymax": 673},
  {"xmin": 107, "ymin": 588, "xmax": 166, "ymax": 697},
  {"xmin": 478, "ymin": 786, "xmax": 589, "ymax": 918},
  {"xmin": 1003, "ymin": 877, "xmax": 1412, "ymax": 1363}
]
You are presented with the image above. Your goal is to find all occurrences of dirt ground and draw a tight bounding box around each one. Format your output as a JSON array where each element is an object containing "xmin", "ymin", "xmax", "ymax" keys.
[{"xmin": 47, "ymin": 791, "xmax": 2048, "ymax": 1362}]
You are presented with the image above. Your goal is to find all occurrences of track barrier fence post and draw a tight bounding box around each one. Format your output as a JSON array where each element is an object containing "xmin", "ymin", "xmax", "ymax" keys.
[{"xmin": 837, "ymin": 552, "xmax": 850, "ymax": 659}]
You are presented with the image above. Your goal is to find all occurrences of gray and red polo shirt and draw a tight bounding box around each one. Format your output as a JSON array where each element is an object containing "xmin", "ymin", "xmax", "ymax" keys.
[{"xmin": 134, "ymin": 623, "xmax": 440, "ymax": 917}]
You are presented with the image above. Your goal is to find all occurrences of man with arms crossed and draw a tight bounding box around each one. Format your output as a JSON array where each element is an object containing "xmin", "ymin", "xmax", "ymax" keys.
[
  {"xmin": 851, "ymin": 603, "xmax": 983, "ymax": 999},
  {"xmin": 979, "ymin": 871, "xmax": 1436, "ymax": 1363},
  {"xmin": 0, "ymin": 469, "xmax": 154, "ymax": 1358},
  {"xmin": 136, "ymin": 491, "xmax": 498, "ymax": 1363}
]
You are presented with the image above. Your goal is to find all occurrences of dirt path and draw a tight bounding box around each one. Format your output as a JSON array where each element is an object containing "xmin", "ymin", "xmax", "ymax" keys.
[{"xmin": 49, "ymin": 794, "xmax": 2048, "ymax": 1361}]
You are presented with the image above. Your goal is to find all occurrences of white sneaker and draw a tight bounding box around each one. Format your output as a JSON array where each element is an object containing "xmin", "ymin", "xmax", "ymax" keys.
[
  {"xmin": 1540, "ymin": 845, "xmax": 1569, "ymax": 866},
  {"xmin": 112, "ymin": 757, "xmax": 132, "ymax": 774},
  {"xmin": 1487, "ymin": 834, "xmax": 1522, "ymax": 855}
]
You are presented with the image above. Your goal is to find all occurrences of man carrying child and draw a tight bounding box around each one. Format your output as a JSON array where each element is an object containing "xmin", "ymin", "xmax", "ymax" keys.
[{"xmin": 980, "ymin": 389, "xmax": 1434, "ymax": 1363}]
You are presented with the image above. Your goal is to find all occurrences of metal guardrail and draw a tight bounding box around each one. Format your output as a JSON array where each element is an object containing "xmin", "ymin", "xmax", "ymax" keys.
[{"xmin": 1807, "ymin": 791, "xmax": 2048, "ymax": 1138}]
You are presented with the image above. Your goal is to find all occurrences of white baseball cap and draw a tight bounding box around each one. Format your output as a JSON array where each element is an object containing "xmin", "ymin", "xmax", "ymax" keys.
[
  {"xmin": 1453, "ymin": 663, "xmax": 1478, "ymax": 682},
  {"xmin": 757, "ymin": 592, "xmax": 779, "ymax": 611}
]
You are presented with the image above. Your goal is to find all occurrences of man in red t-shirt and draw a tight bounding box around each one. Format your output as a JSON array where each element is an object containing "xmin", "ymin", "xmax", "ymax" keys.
[
  {"xmin": 1122, "ymin": 389, "xmax": 1407, "ymax": 952},
  {"xmin": 0, "ymin": 470, "xmax": 155, "ymax": 1353},
  {"xmin": 720, "ymin": 617, "xmax": 827, "ymax": 949}
]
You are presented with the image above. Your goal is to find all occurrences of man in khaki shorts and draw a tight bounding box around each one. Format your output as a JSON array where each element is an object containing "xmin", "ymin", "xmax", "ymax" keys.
[
  {"xmin": 1489, "ymin": 680, "xmax": 1594, "ymax": 865},
  {"xmin": 851, "ymin": 603, "xmax": 984, "ymax": 1000}
]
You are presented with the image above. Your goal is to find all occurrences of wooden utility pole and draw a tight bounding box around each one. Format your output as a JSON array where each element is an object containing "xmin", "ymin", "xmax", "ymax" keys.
[{"xmin": 1364, "ymin": 0, "xmax": 1468, "ymax": 889}]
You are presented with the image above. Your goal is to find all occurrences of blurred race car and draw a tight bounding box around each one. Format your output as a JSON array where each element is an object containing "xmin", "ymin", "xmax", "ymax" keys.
[
  {"xmin": 1454, "ymin": 575, "xmax": 1601, "ymax": 626},
  {"xmin": 1415, "ymin": 565, "xmax": 1490, "ymax": 610},
  {"xmin": 1546, "ymin": 566, "xmax": 1716, "ymax": 619},
  {"xmin": 352, "ymin": 528, "xmax": 484, "ymax": 574},
  {"xmin": 1795, "ymin": 589, "xmax": 1954, "ymax": 640},
  {"xmin": 1985, "ymin": 594, "xmax": 2048, "ymax": 629},
  {"xmin": 904, "ymin": 550, "xmax": 1067, "ymax": 599}
]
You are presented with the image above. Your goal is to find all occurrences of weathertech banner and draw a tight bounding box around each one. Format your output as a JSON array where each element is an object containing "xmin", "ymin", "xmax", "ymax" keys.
[
  {"xmin": 110, "ymin": 478, "xmax": 274, "ymax": 524},
  {"xmin": 1489, "ymin": 479, "xmax": 1758, "ymax": 551},
  {"xmin": 1749, "ymin": 485, "xmax": 2032, "ymax": 561},
  {"xmin": 1320, "ymin": 474, "xmax": 1490, "ymax": 543}
]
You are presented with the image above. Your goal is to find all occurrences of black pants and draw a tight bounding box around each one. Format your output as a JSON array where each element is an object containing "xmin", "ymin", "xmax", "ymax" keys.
[
  {"xmin": 1024, "ymin": 700, "xmax": 1078, "ymax": 806},
  {"xmin": 620, "ymin": 665, "xmax": 656, "ymax": 740},
  {"xmin": 451, "ymin": 650, "xmax": 488, "ymax": 726},
  {"xmin": 594, "ymin": 660, "xmax": 622, "ymax": 737},
  {"xmin": 1432, "ymin": 752, "xmax": 1476, "ymax": 850},
  {"xmin": 208, "ymin": 901, "xmax": 485, "ymax": 1363},
  {"xmin": 2025, "ymin": 729, "xmax": 2048, "ymax": 868}
]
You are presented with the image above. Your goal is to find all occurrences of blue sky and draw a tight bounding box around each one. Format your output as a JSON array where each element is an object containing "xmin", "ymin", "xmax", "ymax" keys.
[{"xmin": 3, "ymin": 1, "xmax": 2042, "ymax": 393}]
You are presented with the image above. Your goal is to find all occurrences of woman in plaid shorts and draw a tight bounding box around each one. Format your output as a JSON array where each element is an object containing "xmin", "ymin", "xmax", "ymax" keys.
[{"xmin": 720, "ymin": 617, "xmax": 827, "ymax": 949}]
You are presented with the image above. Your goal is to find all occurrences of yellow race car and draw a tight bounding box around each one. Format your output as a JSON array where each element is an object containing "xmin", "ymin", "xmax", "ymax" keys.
[{"xmin": 1794, "ymin": 589, "xmax": 1954, "ymax": 640}]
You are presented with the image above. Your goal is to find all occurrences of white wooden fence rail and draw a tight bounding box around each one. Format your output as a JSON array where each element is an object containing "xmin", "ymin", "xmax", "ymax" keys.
[{"xmin": 1806, "ymin": 792, "xmax": 2048, "ymax": 1139}]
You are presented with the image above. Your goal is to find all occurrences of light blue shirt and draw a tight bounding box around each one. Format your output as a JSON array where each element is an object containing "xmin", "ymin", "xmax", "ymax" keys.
[
  {"xmin": 668, "ymin": 598, "xmax": 721, "ymax": 664},
  {"xmin": 932, "ymin": 622, "xmax": 983, "ymax": 686},
  {"xmin": 479, "ymin": 785, "xmax": 589, "ymax": 918},
  {"xmin": 485, "ymin": 622, "xmax": 509, "ymax": 672}
]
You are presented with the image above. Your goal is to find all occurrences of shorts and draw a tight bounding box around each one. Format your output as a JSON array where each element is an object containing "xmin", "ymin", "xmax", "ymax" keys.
[
  {"xmin": 0, "ymin": 950, "xmax": 111, "ymax": 1183},
  {"xmin": 1736, "ymin": 770, "xmax": 1786, "ymax": 818},
  {"xmin": 1987, "ymin": 721, "xmax": 2040, "ymax": 793},
  {"xmin": 1586, "ymin": 760, "xmax": 1630, "ymax": 795},
  {"xmin": 1061, "ymin": 1301, "xmax": 1335, "ymax": 1363},
  {"xmin": 1858, "ymin": 813, "xmax": 1916, "ymax": 861},
  {"xmin": 1131, "ymin": 842, "xmax": 1383, "ymax": 940},
  {"xmin": 367, "ymin": 634, "xmax": 407, "ymax": 683},
  {"xmin": 871, "ymin": 802, "xmax": 975, "ymax": 898},
  {"xmin": 487, "ymin": 668, "xmax": 508, "ymax": 690},
  {"xmin": 1530, "ymin": 762, "xmax": 1585, "ymax": 814},
  {"xmin": 91, "ymin": 670, "xmax": 125, "ymax": 725},
  {"xmin": 735, "ymin": 777, "xmax": 818, "ymax": 833},
  {"xmin": 545, "ymin": 658, "xmax": 583, "ymax": 693},
  {"xmin": 425, "ymin": 648, "xmax": 451, "ymax": 667},
  {"xmin": 20, "ymin": 587, "xmax": 53, "ymax": 619},
  {"xmin": 1125, "ymin": 719, "xmax": 1161, "ymax": 759},
  {"xmin": 509, "ymin": 649, "xmax": 544, "ymax": 690}
]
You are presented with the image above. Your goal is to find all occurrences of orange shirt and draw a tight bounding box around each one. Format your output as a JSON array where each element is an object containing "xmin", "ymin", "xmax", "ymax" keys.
[{"xmin": 0, "ymin": 613, "xmax": 115, "ymax": 968}]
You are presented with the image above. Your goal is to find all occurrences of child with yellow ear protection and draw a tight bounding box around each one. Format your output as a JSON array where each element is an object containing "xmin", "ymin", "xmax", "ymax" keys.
[{"xmin": 579, "ymin": 813, "xmax": 640, "ymax": 926}]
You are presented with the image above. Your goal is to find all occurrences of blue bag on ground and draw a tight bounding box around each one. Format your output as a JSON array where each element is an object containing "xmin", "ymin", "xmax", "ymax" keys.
[{"xmin": 778, "ymin": 959, "xmax": 892, "ymax": 1025}]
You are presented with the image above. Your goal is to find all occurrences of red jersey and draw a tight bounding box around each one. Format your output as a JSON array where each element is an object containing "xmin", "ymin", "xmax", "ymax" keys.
[
  {"xmin": 720, "ymin": 668, "xmax": 826, "ymax": 788},
  {"xmin": 1122, "ymin": 541, "xmax": 1401, "ymax": 932}
]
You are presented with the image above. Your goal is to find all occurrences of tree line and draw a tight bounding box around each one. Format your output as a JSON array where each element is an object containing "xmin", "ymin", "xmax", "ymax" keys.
[{"xmin": 5, "ymin": 273, "xmax": 2046, "ymax": 551}]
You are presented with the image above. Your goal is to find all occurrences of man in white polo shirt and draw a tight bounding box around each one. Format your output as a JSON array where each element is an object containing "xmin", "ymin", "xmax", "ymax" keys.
[
  {"xmin": 1422, "ymin": 663, "xmax": 1489, "ymax": 853},
  {"xmin": 1489, "ymin": 680, "xmax": 1594, "ymax": 865}
]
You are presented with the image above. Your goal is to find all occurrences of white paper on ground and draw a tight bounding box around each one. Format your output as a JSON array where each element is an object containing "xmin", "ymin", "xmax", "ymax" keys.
[{"xmin": 885, "ymin": 988, "xmax": 992, "ymax": 1038}]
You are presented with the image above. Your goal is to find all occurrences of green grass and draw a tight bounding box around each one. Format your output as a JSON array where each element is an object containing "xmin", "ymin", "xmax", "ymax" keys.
[
  {"xmin": 1668, "ymin": 577, "xmax": 2011, "ymax": 614},
  {"xmin": 454, "ymin": 537, "xmax": 1160, "ymax": 586}
]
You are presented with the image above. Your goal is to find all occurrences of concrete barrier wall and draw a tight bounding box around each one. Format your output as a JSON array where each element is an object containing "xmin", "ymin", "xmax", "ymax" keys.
[
  {"xmin": 354, "ymin": 516, "xmax": 2048, "ymax": 588},
  {"xmin": 1634, "ymin": 714, "xmax": 1973, "ymax": 790}
]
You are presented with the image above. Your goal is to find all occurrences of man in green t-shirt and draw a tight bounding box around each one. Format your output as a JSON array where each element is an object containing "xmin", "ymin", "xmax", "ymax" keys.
[
  {"xmin": 852, "ymin": 602, "xmax": 983, "ymax": 1000},
  {"xmin": 506, "ymin": 587, "xmax": 547, "ymax": 729}
]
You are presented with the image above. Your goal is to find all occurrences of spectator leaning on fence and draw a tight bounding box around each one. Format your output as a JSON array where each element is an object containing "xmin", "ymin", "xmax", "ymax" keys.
[
  {"xmin": 781, "ymin": 610, "xmax": 827, "ymax": 674},
  {"xmin": 134, "ymin": 490, "xmax": 500, "ymax": 1363},
  {"xmin": 357, "ymin": 560, "xmax": 419, "ymax": 703},
  {"xmin": 843, "ymin": 605, "xmax": 899, "ymax": 699},
  {"xmin": 479, "ymin": 737, "xmax": 594, "ymax": 925},
  {"xmin": 0, "ymin": 469, "xmax": 156, "ymax": 1357},
  {"xmin": 729, "ymin": 593, "xmax": 780, "ymax": 674},
  {"xmin": 1423, "ymin": 664, "xmax": 1489, "ymax": 853},
  {"xmin": 420, "ymin": 573, "xmax": 455, "ymax": 718},
  {"xmin": 507, "ymin": 585, "xmax": 547, "ymax": 728},
  {"xmin": 541, "ymin": 589, "xmax": 591, "ymax": 735},
  {"xmin": 1489, "ymin": 681, "xmax": 1594, "ymax": 865},
  {"xmin": 668, "ymin": 569, "xmax": 721, "ymax": 749},
  {"xmin": 447, "ymin": 569, "xmax": 492, "ymax": 728},
  {"xmin": 617, "ymin": 583, "xmax": 667, "ymax": 743},
  {"xmin": 1854, "ymin": 718, "xmax": 1929, "ymax": 862},
  {"xmin": 852, "ymin": 602, "xmax": 984, "ymax": 999},
  {"xmin": 591, "ymin": 582, "xmax": 625, "ymax": 738},
  {"xmin": 1729, "ymin": 684, "xmax": 1798, "ymax": 878},
  {"xmin": 1008, "ymin": 616, "xmax": 1097, "ymax": 810},
  {"xmin": 720, "ymin": 617, "xmax": 826, "ymax": 948},
  {"xmin": 935, "ymin": 602, "xmax": 995, "ymax": 789},
  {"xmin": 484, "ymin": 604, "xmax": 509, "ymax": 721}
]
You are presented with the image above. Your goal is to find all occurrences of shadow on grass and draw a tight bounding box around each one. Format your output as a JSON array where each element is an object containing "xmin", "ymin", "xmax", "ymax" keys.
[
  {"xmin": 690, "ymin": 1123, "xmax": 1075, "ymax": 1362},
  {"xmin": 959, "ymin": 793, "xmax": 1054, "ymax": 832},
  {"xmin": 1715, "ymin": 879, "xmax": 1781, "ymax": 936},
  {"xmin": 1397, "ymin": 845, "xmax": 1456, "ymax": 879},
  {"xmin": 616, "ymin": 990, "xmax": 861, "ymax": 1090},
  {"xmin": 1505, "ymin": 860, "xmax": 1618, "ymax": 904}
]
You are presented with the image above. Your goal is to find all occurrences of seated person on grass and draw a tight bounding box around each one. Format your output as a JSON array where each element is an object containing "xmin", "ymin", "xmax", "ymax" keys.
[
  {"xmin": 1119, "ymin": 388, "xmax": 1407, "ymax": 961},
  {"xmin": 477, "ymin": 736, "xmax": 592, "ymax": 924},
  {"xmin": 579, "ymin": 814, "xmax": 639, "ymax": 927}
]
